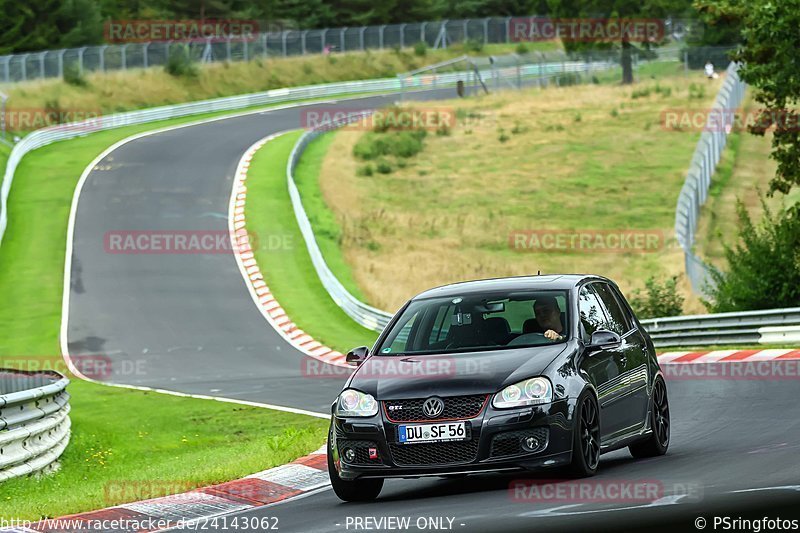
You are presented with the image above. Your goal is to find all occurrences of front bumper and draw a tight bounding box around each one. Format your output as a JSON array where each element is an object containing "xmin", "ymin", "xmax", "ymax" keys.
[{"xmin": 330, "ymin": 397, "xmax": 576, "ymax": 480}]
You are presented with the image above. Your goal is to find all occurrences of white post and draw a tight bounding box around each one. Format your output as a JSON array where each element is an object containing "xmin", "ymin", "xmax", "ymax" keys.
[
  {"xmin": 301, "ymin": 30, "xmax": 308, "ymax": 54},
  {"xmin": 379, "ymin": 25, "xmax": 386, "ymax": 49},
  {"xmin": 340, "ymin": 28, "xmax": 346, "ymax": 52},
  {"xmin": 359, "ymin": 27, "xmax": 366, "ymax": 50},
  {"xmin": 400, "ymin": 24, "xmax": 407, "ymax": 48},
  {"xmin": 38, "ymin": 52, "xmax": 45, "ymax": 79},
  {"xmin": 143, "ymin": 43, "xmax": 149, "ymax": 69},
  {"xmin": 99, "ymin": 45, "xmax": 107, "ymax": 71},
  {"xmin": 282, "ymin": 31, "xmax": 289, "ymax": 56},
  {"xmin": 483, "ymin": 18, "xmax": 489, "ymax": 44},
  {"xmin": 78, "ymin": 47, "xmax": 87, "ymax": 74}
]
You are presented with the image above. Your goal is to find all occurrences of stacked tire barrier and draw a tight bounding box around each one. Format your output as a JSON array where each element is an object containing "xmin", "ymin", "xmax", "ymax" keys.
[{"xmin": 0, "ymin": 370, "xmax": 70, "ymax": 482}]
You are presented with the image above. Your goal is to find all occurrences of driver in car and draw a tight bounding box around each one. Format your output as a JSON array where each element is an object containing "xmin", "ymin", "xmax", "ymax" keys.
[{"xmin": 533, "ymin": 296, "xmax": 565, "ymax": 341}]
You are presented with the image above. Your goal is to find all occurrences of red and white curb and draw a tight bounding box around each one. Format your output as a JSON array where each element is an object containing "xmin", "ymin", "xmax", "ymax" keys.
[
  {"xmin": 658, "ymin": 348, "xmax": 800, "ymax": 363},
  {"xmin": 228, "ymin": 133, "xmax": 350, "ymax": 368},
  {"xmin": 3, "ymin": 446, "xmax": 329, "ymax": 532}
]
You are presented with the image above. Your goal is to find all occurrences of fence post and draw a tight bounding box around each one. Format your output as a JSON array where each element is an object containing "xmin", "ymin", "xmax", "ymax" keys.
[
  {"xmin": 21, "ymin": 54, "xmax": 28, "ymax": 81},
  {"xmin": 379, "ymin": 25, "xmax": 386, "ymax": 49},
  {"xmin": 421, "ymin": 22, "xmax": 427, "ymax": 44},
  {"xmin": 282, "ymin": 31, "xmax": 289, "ymax": 57},
  {"xmin": 505, "ymin": 17, "xmax": 512, "ymax": 43},
  {"xmin": 321, "ymin": 29, "xmax": 328, "ymax": 53},
  {"xmin": 143, "ymin": 43, "xmax": 149, "ymax": 69},
  {"xmin": 483, "ymin": 18, "xmax": 490, "ymax": 44},
  {"xmin": 121, "ymin": 44, "xmax": 127, "ymax": 70},
  {"xmin": 262, "ymin": 33, "xmax": 268, "ymax": 57},
  {"xmin": 359, "ymin": 27, "xmax": 366, "ymax": 51},
  {"xmin": 400, "ymin": 24, "xmax": 406, "ymax": 48},
  {"xmin": 226, "ymin": 37, "xmax": 232, "ymax": 61},
  {"xmin": 0, "ymin": 92, "xmax": 7, "ymax": 141},
  {"xmin": 99, "ymin": 45, "xmax": 107, "ymax": 71},
  {"xmin": 78, "ymin": 47, "xmax": 86, "ymax": 74},
  {"xmin": 243, "ymin": 38, "xmax": 249, "ymax": 61},
  {"xmin": 301, "ymin": 30, "xmax": 308, "ymax": 54},
  {"xmin": 38, "ymin": 52, "xmax": 45, "ymax": 79},
  {"xmin": 463, "ymin": 20, "xmax": 468, "ymax": 41},
  {"xmin": 340, "ymin": 28, "xmax": 346, "ymax": 52}
]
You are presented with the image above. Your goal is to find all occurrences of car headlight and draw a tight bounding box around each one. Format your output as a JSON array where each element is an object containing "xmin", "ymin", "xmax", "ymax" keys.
[
  {"xmin": 493, "ymin": 377, "xmax": 552, "ymax": 409},
  {"xmin": 335, "ymin": 389, "xmax": 378, "ymax": 417}
]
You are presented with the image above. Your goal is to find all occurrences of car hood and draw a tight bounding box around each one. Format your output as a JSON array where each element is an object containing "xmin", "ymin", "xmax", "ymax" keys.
[{"xmin": 347, "ymin": 344, "xmax": 569, "ymax": 399}]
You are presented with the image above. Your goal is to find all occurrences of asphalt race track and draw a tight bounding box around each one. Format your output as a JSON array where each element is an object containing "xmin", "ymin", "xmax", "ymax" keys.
[{"xmin": 64, "ymin": 88, "xmax": 800, "ymax": 530}]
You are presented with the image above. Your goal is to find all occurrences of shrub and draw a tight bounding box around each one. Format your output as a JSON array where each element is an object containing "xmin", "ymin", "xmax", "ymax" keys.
[
  {"xmin": 376, "ymin": 159, "xmax": 393, "ymax": 174},
  {"xmin": 413, "ymin": 41, "xmax": 427, "ymax": 57},
  {"xmin": 435, "ymin": 123, "xmax": 451, "ymax": 136},
  {"xmin": 703, "ymin": 200, "xmax": 800, "ymax": 312},
  {"xmin": 63, "ymin": 63, "xmax": 87, "ymax": 87},
  {"xmin": 165, "ymin": 45, "xmax": 198, "ymax": 78},
  {"xmin": 515, "ymin": 43, "xmax": 529, "ymax": 55},
  {"xmin": 629, "ymin": 276, "xmax": 684, "ymax": 319},
  {"xmin": 464, "ymin": 38, "xmax": 484, "ymax": 53},
  {"xmin": 356, "ymin": 164, "xmax": 374, "ymax": 177},
  {"xmin": 497, "ymin": 128, "xmax": 509, "ymax": 143},
  {"xmin": 610, "ymin": 108, "xmax": 619, "ymax": 118}
]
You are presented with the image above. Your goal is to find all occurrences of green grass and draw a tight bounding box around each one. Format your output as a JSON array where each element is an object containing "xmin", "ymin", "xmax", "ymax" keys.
[
  {"xmin": 245, "ymin": 131, "xmax": 377, "ymax": 353},
  {"xmin": 0, "ymin": 107, "xmax": 339, "ymax": 520},
  {"xmin": 293, "ymin": 132, "xmax": 368, "ymax": 301},
  {"xmin": 0, "ymin": 383, "xmax": 327, "ymax": 520}
]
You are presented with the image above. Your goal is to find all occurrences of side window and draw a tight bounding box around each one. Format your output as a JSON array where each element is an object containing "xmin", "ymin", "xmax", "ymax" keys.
[
  {"xmin": 578, "ymin": 285, "xmax": 609, "ymax": 341},
  {"xmin": 383, "ymin": 311, "xmax": 419, "ymax": 353},
  {"xmin": 428, "ymin": 304, "xmax": 454, "ymax": 344},
  {"xmin": 594, "ymin": 284, "xmax": 632, "ymax": 335}
]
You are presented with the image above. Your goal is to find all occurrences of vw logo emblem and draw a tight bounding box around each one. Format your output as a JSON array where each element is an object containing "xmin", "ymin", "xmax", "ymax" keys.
[{"xmin": 422, "ymin": 397, "xmax": 444, "ymax": 418}]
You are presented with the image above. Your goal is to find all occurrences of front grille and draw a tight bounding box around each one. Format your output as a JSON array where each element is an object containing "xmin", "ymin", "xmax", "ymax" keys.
[
  {"xmin": 338, "ymin": 440, "xmax": 381, "ymax": 465},
  {"xmin": 383, "ymin": 395, "xmax": 487, "ymax": 422},
  {"xmin": 389, "ymin": 440, "xmax": 479, "ymax": 466},
  {"xmin": 489, "ymin": 428, "xmax": 549, "ymax": 458}
]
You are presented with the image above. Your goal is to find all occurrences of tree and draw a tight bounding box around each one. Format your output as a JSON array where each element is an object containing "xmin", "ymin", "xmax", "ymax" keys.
[
  {"xmin": 703, "ymin": 199, "xmax": 800, "ymax": 312},
  {"xmin": 697, "ymin": 0, "xmax": 800, "ymax": 201},
  {"xmin": 547, "ymin": 0, "xmax": 694, "ymax": 84}
]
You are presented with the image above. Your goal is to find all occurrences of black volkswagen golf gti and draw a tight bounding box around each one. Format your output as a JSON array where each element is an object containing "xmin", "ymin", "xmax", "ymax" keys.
[{"xmin": 327, "ymin": 275, "xmax": 670, "ymax": 501}]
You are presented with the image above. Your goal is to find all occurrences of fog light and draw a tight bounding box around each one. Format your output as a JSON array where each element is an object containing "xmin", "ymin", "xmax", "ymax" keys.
[
  {"xmin": 522, "ymin": 436, "xmax": 540, "ymax": 452},
  {"xmin": 343, "ymin": 447, "xmax": 356, "ymax": 463}
]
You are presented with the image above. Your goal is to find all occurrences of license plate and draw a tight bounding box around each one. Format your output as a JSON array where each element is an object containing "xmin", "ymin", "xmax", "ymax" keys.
[{"xmin": 398, "ymin": 422, "xmax": 468, "ymax": 444}]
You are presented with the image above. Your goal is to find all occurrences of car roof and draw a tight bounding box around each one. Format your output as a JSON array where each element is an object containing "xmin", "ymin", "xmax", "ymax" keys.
[{"xmin": 411, "ymin": 274, "xmax": 611, "ymax": 300}]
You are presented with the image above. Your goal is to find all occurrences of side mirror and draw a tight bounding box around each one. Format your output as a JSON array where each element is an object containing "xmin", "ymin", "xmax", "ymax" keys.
[
  {"xmin": 587, "ymin": 330, "xmax": 622, "ymax": 353},
  {"xmin": 346, "ymin": 346, "xmax": 370, "ymax": 367}
]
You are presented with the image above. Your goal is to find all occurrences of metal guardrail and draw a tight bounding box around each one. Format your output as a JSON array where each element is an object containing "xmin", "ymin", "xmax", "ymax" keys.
[
  {"xmin": 0, "ymin": 370, "xmax": 71, "ymax": 482},
  {"xmin": 641, "ymin": 307, "xmax": 800, "ymax": 347},
  {"xmin": 674, "ymin": 62, "xmax": 747, "ymax": 294}
]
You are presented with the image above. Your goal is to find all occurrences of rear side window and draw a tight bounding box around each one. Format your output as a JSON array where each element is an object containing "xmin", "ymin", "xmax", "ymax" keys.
[
  {"xmin": 594, "ymin": 283, "xmax": 632, "ymax": 335},
  {"xmin": 578, "ymin": 285, "xmax": 609, "ymax": 341}
]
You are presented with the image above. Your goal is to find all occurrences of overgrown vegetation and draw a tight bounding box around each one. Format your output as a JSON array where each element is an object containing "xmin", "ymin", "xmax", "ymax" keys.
[
  {"xmin": 630, "ymin": 276, "xmax": 685, "ymax": 318},
  {"xmin": 704, "ymin": 199, "xmax": 800, "ymax": 312},
  {"xmin": 164, "ymin": 45, "xmax": 198, "ymax": 78}
]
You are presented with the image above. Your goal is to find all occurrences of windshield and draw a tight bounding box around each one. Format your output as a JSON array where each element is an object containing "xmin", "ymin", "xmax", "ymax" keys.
[{"xmin": 376, "ymin": 290, "xmax": 570, "ymax": 356}]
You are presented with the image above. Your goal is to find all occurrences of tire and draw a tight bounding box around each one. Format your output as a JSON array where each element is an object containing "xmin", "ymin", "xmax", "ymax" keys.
[
  {"xmin": 629, "ymin": 376, "xmax": 670, "ymax": 458},
  {"xmin": 568, "ymin": 391, "xmax": 600, "ymax": 477},
  {"xmin": 327, "ymin": 442, "xmax": 384, "ymax": 502}
]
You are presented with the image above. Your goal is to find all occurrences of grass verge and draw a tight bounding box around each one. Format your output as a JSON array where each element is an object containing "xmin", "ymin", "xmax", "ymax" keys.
[
  {"xmin": 245, "ymin": 131, "xmax": 378, "ymax": 353},
  {"xmin": 0, "ymin": 107, "xmax": 338, "ymax": 520},
  {"xmin": 318, "ymin": 61, "xmax": 717, "ymax": 313}
]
